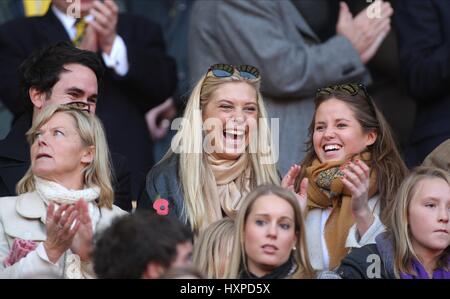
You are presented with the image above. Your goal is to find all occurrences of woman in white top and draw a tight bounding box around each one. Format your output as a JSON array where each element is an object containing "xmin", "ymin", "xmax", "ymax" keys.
[
  {"xmin": 285, "ymin": 83, "xmax": 408, "ymax": 271},
  {"xmin": 0, "ymin": 104, "xmax": 126, "ymax": 278}
]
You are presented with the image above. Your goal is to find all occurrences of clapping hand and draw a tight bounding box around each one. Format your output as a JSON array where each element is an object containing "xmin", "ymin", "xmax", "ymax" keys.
[
  {"xmin": 340, "ymin": 160, "xmax": 374, "ymax": 235},
  {"xmin": 78, "ymin": 24, "xmax": 98, "ymax": 52},
  {"xmin": 146, "ymin": 98, "xmax": 177, "ymax": 140},
  {"xmin": 336, "ymin": 0, "xmax": 393, "ymax": 64},
  {"xmin": 70, "ymin": 199, "xmax": 93, "ymax": 262},
  {"xmin": 44, "ymin": 203, "xmax": 80, "ymax": 263},
  {"xmin": 282, "ymin": 164, "xmax": 308, "ymax": 214},
  {"xmin": 89, "ymin": 0, "xmax": 118, "ymax": 55}
]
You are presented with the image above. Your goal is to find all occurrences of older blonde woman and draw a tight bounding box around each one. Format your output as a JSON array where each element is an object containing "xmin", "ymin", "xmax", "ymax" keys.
[
  {"xmin": 138, "ymin": 64, "xmax": 279, "ymax": 234},
  {"xmin": 0, "ymin": 105, "xmax": 126, "ymax": 279}
]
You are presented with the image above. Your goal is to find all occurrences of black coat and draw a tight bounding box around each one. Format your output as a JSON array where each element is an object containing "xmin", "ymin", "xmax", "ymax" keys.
[
  {"xmin": 137, "ymin": 153, "xmax": 186, "ymax": 223},
  {"xmin": 394, "ymin": 0, "xmax": 450, "ymax": 166},
  {"xmin": 0, "ymin": 112, "xmax": 132, "ymax": 212},
  {"xmin": 336, "ymin": 233, "xmax": 396, "ymax": 279},
  {"xmin": 137, "ymin": 153, "xmax": 283, "ymax": 226},
  {"xmin": 0, "ymin": 9, "xmax": 177, "ymax": 196}
]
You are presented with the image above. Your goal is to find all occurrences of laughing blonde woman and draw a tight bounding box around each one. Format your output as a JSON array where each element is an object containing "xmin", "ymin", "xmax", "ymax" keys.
[{"xmin": 138, "ymin": 64, "xmax": 279, "ymax": 234}]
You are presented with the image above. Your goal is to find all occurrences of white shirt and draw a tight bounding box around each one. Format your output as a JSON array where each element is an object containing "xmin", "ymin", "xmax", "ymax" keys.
[
  {"xmin": 305, "ymin": 196, "xmax": 385, "ymax": 271},
  {"xmin": 320, "ymin": 207, "xmax": 332, "ymax": 270},
  {"xmin": 52, "ymin": 5, "xmax": 129, "ymax": 76}
]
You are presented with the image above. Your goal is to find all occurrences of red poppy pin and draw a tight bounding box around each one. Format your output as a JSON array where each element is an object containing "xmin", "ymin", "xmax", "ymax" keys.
[{"xmin": 153, "ymin": 198, "xmax": 169, "ymax": 216}]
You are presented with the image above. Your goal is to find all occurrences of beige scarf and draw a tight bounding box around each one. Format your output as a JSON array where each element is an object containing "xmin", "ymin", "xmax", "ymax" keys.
[
  {"xmin": 306, "ymin": 152, "xmax": 377, "ymax": 270},
  {"xmin": 203, "ymin": 153, "xmax": 251, "ymax": 227}
]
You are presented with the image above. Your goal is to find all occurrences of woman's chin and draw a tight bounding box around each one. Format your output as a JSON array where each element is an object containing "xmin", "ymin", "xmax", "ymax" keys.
[
  {"xmin": 212, "ymin": 151, "xmax": 243, "ymax": 160},
  {"xmin": 32, "ymin": 167, "xmax": 53, "ymax": 178},
  {"xmin": 209, "ymin": 141, "xmax": 247, "ymax": 160},
  {"xmin": 319, "ymin": 152, "xmax": 345, "ymax": 163}
]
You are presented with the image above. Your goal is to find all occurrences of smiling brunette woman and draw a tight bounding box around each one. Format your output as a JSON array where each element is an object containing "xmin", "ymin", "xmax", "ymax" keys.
[{"xmin": 290, "ymin": 83, "xmax": 408, "ymax": 271}]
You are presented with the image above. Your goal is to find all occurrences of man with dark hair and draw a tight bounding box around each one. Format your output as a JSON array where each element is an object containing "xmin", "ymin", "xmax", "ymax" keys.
[
  {"xmin": 93, "ymin": 211, "xmax": 193, "ymax": 279},
  {"xmin": 0, "ymin": 0, "xmax": 177, "ymax": 199},
  {"xmin": 0, "ymin": 41, "xmax": 132, "ymax": 211},
  {"xmin": 18, "ymin": 41, "xmax": 104, "ymax": 116}
]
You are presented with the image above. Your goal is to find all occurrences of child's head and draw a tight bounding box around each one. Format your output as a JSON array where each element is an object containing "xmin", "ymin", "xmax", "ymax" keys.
[{"xmin": 390, "ymin": 167, "xmax": 450, "ymax": 275}]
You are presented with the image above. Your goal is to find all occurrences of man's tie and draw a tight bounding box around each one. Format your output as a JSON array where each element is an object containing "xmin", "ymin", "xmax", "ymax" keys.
[
  {"xmin": 23, "ymin": 0, "xmax": 51, "ymax": 17},
  {"xmin": 73, "ymin": 18, "xmax": 87, "ymax": 47}
]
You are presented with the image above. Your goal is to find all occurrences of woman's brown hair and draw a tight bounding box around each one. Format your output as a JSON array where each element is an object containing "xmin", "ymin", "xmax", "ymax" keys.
[{"xmin": 295, "ymin": 84, "xmax": 408, "ymax": 223}]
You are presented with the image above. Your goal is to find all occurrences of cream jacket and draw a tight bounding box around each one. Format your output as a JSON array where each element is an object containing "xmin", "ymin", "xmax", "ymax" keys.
[{"xmin": 0, "ymin": 191, "xmax": 127, "ymax": 278}]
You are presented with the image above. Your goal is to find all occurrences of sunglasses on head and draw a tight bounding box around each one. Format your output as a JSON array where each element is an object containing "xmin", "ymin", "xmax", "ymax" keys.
[
  {"xmin": 207, "ymin": 64, "xmax": 260, "ymax": 80},
  {"xmin": 316, "ymin": 82, "xmax": 376, "ymax": 112},
  {"xmin": 316, "ymin": 83, "xmax": 369, "ymax": 97},
  {"xmin": 64, "ymin": 101, "xmax": 91, "ymax": 113}
]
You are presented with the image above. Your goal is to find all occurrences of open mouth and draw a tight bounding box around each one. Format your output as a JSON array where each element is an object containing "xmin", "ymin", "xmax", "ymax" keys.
[
  {"xmin": 223, "ymin": 129, "xmax": 245, "ymax": 147},
  {"xmin": 323, "ymin": 144, "xmax": 342, "ymax": 153},
  {"xmin": 36, "ymin": 153, "xmax": 52, "ymax": 160}
]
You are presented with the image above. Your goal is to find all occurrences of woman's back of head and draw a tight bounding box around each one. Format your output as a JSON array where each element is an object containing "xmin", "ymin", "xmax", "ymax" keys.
[{"xmin": 192, "ymin": 218, "xmax": 235, "ymax": 278}]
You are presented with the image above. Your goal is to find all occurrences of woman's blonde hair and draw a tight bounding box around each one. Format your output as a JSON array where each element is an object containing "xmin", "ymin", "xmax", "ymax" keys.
[
  {"xmin": 192, "ymin": 218, "xmax": 235, "ymax": 278},
  {"xmin": 160, "ymin": 266, "xmax": 205, "ymax": 279},
  {"xmin": 389, "ymin": 166, "xmax": 450, "ymax": 277},
  {"xmin": 225, "ymin": 184, "xmax": 315, "ymax": 279},
  {"xmin": 164, "ymin": 68, "xmax": 280, "ymax": 233},
  {"xmin": 17, "ymin": 104, "xmax": 114, "ymax": 208}
]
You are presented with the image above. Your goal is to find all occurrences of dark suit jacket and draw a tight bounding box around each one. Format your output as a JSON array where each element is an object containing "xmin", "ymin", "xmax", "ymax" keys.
[
  {"xmin": 394, "ymin": 0, "xmax": 450, "ymax": 166},
  {"xmin": 0, "ymin": 111, "xmax": 132, "ymax": 211},
  {"xmin": 0, "ymin": 8, "xmax": 177, "ymax": 196}
]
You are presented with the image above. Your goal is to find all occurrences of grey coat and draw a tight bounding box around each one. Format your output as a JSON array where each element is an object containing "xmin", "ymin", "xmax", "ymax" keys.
[{"xmin": 188, "ymin": 0, "xmax": 370, "ymax": 174}]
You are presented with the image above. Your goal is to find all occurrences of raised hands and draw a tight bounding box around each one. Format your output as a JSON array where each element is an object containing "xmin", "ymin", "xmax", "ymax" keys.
[
  {"xmin": 336, "ymin": 0, "xmax": 393, "ymax": 64},
  {"xmin": 44, "ymin": 203, "xmax": 80, "ymax": 263},
  {"xmin": 70, "ymin": 199, "xmax": 93, "ymax": 262},
  {"xmin": 340, "ymin": 159, "xmax": 374, "ymax": 236},
  {"xmin": 86, "ymin": 0, "xmax": 118, "ymax": 55},
  {"xmin": 44, "ymin": 199, "xmax": 94, "ymax": 264},
  {"xmin": 78, "ymin": 24, "xmax": 98, "ymax": 53},
  {"xmin": 145, "ymin": 97, "xmax": 177, "ymax": 140},
  {"xmin": 281, "ymin": 164, "xmax": 308, "ymax": 214}
]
